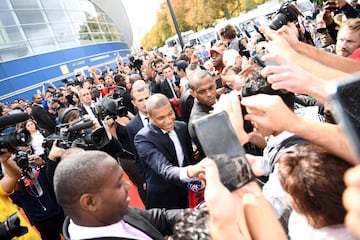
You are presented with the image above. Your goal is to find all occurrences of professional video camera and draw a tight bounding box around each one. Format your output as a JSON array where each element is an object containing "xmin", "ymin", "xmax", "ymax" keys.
[
  {"xmin": 0, "ymin": 213, "xmax": 28, "ymax": 240},
  {"xmin": 43, "ymin": 117, "xmax": 109, "ymax": 151},
  {"xmin": 269, "ymin": 1, "xmax": 303, "ymax": 30},
  {"xmin": 97, "ymin": 97, "xmax": 127, "ymax": 120},
  {"xmin": 0, "ymin": 113, "xmax": 30, "ymax": 154}
]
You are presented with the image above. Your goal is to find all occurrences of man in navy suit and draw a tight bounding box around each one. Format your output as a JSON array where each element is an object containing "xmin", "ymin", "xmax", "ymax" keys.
[
  {"xmin": 54, "ymin": 150, "xmax": 182, "ymax": 240},
  {"xmin": 127, "ymin": 81, "xmax": 151, "ymax": 205},
  {"xmin": 134, "ymin": 93, "xmax": 205, "ymax": 209}
]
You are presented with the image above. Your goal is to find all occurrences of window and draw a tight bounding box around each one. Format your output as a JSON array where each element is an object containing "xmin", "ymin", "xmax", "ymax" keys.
[
  {"xmin": 0, "ymin": 11, "xmax": 17, "ymax": 26},
  {"xmin": 16, "ymin": 10, "xmax": 45, "ymax": 24},
  {"xmin": 23, "ymin": 24, "xmax": 52, "ymax": 40},
  {"xmin": 0, "ymin": 26, "xmax": 24, "ymax": 42},
  {"xmin": 41, "ymin": 0, "xmax": 63, "ymax": 9},
  {"xmin": 11, "ymin": 0, "xmax": 40, "ymax": 9},
  {"xmin": 45, "ymin": 10, "xmax": 70, "ymax": 23}
]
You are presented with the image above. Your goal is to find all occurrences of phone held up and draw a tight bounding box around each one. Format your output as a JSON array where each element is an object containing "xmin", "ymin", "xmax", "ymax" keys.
[
  {"xmin": 193, "ymin": 111, "xmax": 255, "ymax": 191},
  {"xmin": 327, "ymin": 74, "xmax": 360, "ymax": 163}
]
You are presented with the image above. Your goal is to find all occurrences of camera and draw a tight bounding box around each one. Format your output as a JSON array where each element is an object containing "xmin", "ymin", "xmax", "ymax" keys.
[
  {"xmin": 269, "ymin": 1, "xmax": 303, "ymax": 30},
  {"xmin": 0, "ymin": 128, "xmax": 30, "ymax": 153},
  {"xmin": 43, "ymin": 118, "xmax": 109, "ymax": 151},
  {"xmin": 13, "ymin": 149, "xmax": 30, "ymax": 171},
  {"xmin": 97, "ymin": 97, "xmax": 127, "ymax": 120},
  {"xmin": 0, "ymin": 213, "xmax": 28, "ymax": 240}
]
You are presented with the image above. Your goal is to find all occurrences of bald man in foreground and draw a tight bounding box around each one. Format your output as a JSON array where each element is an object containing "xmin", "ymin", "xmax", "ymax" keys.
[{"xmin": 54, "ymin": 150, "xmax": 182, "ymax": 240}]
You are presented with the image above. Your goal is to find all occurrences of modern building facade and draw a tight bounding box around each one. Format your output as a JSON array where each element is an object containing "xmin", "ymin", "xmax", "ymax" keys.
[{"xmin": 0, "ymin": 0, "xmax": 133, "ymax": 101}]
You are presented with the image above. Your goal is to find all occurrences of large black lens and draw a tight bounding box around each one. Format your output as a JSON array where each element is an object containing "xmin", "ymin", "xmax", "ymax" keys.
[{"xmin": 269, "ymin": 13, "xmax": 288, "ymax": 30}]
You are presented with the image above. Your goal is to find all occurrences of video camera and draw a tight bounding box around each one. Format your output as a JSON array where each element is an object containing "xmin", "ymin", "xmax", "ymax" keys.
[
  {"xmin": 0, "ymin": 213, "xmax": 28, "ymax": 240},
  {"xmin": 0, "ymin": 128, "xmax": 30, "ymax": 153},
  {"xmin": 269, "ymin": 1, "xmax": 303, "ymax": 30},
  {"xmin": 43, "ymin": 117, "xmax": 109, "ymax": 151},
  {"xmin": 97, "ymin": 96, "xmax": 127, "ymax": 120},
  {"xmin": 0, "ymin": 113, "xmax": 30, "ymax": 154}
]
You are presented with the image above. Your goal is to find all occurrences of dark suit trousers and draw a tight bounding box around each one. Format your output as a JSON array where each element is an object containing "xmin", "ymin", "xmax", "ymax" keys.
[{"xmin": 118, "ymin": 157, "xmax": 146, "ymax": 205}]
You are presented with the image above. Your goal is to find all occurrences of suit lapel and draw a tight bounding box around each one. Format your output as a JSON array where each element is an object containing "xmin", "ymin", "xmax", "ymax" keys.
[
  {"xmin": 149, "ymin": 123, "xmax": 179, "ymax": 166},
  {"xmin": 123, "ymin": 210, "xmax": 165, "ymax": 240}
]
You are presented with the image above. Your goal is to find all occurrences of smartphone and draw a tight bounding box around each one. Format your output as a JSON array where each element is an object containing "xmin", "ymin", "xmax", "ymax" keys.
[
  {"xmin": 193, "ymin": 111, "xmax": 255, "ymax": 191},
  {"xmin": 327, "ymin": 74, "xmax": 360, "ymax": 163}
]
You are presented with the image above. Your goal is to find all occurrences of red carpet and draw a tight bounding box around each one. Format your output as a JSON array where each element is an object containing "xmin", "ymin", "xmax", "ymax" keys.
[{"xmin": 123, "ymin": 172, "xmax": 145, "ymax": 209}]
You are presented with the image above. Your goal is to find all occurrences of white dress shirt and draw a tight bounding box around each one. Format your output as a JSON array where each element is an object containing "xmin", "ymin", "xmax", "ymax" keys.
[{"xmin": 68, "ymin": 219, "xmax": 152, "ymax": 240}]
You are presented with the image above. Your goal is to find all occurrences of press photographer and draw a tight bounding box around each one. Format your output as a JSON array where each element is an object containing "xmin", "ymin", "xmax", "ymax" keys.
[
  {"xmin": 0, "ymin": 150, "xmax": 40, "ymax": 240},
  {"xmin": 96, "ymin": 97, "xmax": 146, "ymax": 203},
  {"xmin": 0, "ymin": 113, "xmax": 41, "ymax": 239},
  {"xmin": 43, "ymin": 108, "xmax": 110, "ymax": 152},
  {"xmin": 44, "ymin": 106, "xmax": 123, "ymax": 160}
]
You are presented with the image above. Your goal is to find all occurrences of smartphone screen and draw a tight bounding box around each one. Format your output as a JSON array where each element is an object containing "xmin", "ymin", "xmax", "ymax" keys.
[
  {"xmin": 193, "ymin": 111, "xmax": 254, "ymax": 191},
  {"xmin": 327, "ymin": 75, "xmax": 360, "ymax": 162}
]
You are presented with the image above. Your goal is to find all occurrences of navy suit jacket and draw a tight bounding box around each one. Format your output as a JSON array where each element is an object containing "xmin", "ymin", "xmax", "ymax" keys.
[
  {"xmin": 134, "ymin": 121, "xmax": 195, "ymax": 209},
  {"xmin": 127, "ymin": 114, "xmax": 146, "ymax": 182}
]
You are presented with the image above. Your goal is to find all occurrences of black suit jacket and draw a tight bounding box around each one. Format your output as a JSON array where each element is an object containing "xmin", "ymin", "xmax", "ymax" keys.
[
  {"xmin": 31, "ymin": 104, "xmax": 57, "ymax": 134},
  {"xmin": 134, "ymin": 121, "xmax": 195, "ymax": 209},
  {"xmin": 62, "ymin": 207, "xmax": 181, "ymax": 240},
  {"xmin": 154, "ymin": 76, "xmax": 180, "ymax": 99},
  {"xmin": 127, "ymin": 114, "xmax": 146, "ymax": 182},
  {"xmin": 188, "ymin": 100, "xmax": 214, "ymax": 160},
  {"xmin": 79, "ymin": 103, "xmax": 95, "ymax": 116}
]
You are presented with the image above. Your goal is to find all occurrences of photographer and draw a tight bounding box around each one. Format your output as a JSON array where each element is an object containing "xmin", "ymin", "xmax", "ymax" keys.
[
  {"xmin": 98, "ymin": 98, "xmax": 146, "ymax": 203},
  {"xmin": 0, "ymin": 149, "xmax": 40, "ymax": 239},
  {"xmin": 9, "ymin": 147, "xmax": 65, "ymax": 240},
  {"xmin": 52, "ymin": 107, "xmax": 123, "ymax": 159}
]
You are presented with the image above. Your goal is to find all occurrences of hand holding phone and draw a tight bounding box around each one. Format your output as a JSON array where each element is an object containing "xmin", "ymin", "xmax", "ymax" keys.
[
  {"xmin": 327, "ymin": 74, "xmax": 360, "ymax": 163},
  {"xmin": 193, "ymin": 111, "xmax": 255, "ymax": 191}
]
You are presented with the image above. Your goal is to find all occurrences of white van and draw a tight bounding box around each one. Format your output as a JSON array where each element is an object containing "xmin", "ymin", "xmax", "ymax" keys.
[{"xmin": 188, "ymin": 27, "xmax": 220, "ymax": 49}]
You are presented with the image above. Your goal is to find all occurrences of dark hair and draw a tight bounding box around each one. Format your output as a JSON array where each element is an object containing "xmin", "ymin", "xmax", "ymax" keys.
[
  {"xmin": 241, "ymin": 65, "xmax": 295, "ymax": 110},
  {"xmin": 219, "ymin": 24, "xmax": 237, "ymax": 39},
  {"xmin": 278, "ymin": 145, "xmax": 352, "ymax": 227}
]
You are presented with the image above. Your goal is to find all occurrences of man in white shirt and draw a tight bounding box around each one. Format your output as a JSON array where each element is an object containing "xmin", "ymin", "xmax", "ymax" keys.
[{"xmin": 54, "ymin": 150, "xmax": 182, "ymax": 240}]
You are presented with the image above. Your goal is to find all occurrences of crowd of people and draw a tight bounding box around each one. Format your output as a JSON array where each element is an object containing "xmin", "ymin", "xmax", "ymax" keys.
[{"xmin": 0, "ymin": 1, "xmax": 360, "ymax": 239}]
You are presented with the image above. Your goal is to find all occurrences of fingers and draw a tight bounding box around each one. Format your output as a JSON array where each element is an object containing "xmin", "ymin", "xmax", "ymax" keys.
[
  {"xmin": 260, "ymin": 27, "xmax": 278, "ymax": 41},
  {"xmin": 344, "ymin": 165, "xmax": 360, "ymax": 187},
  {"xmin": 344, "ymin": 211, "xmax": 360, "ymax": 239},
  {"xmin": 204, "ymin": 158, "xmax": 221, "ymax": 186}
]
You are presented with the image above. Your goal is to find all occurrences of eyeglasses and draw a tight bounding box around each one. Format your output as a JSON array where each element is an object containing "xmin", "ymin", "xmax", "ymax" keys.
[{"xmin": 317, "ymin": 28, "xmax": 329, "ymax": 34}]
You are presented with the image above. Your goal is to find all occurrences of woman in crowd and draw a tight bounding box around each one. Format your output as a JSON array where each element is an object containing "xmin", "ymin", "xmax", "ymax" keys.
[{"xmin": 24, "ymin": 119, "xmax": 46, "ymax": 159}]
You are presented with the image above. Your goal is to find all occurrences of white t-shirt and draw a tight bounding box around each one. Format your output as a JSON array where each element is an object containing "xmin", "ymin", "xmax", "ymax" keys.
[{"xmin": 288, "ymin": 211, "xmax": 357, "ymax": 240}]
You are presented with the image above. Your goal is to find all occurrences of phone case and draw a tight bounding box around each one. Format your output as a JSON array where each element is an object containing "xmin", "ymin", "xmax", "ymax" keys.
[
  {"xmin": 193, "ymin": 111, "xmax": 254, "ymax": 191},
  {"xmin": 327, "ymin": 74, "xmax": 360, "ymax": 163}
]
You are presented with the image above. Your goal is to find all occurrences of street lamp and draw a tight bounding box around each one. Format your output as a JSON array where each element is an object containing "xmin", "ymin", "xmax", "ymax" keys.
[{"xmin": 166, "ymin": 0, "xmax": 184, "ymax": 50}]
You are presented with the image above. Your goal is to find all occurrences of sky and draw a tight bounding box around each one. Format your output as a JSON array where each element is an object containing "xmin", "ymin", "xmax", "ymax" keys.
[{"xmin": 121, "ymin": 0, "xmax": 163, "ymax": 47}]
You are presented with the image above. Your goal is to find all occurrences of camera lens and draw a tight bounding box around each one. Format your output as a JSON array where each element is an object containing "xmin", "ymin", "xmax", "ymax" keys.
[
  {"xmin": 0, "ymin": 129, "xmax": 30, "ymax": 151},
  {"xmin": 269, "ymin": 13, "xmax": 288, "ymax": 30}
]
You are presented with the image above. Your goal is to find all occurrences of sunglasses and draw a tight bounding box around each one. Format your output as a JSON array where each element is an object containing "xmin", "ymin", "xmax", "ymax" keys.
[{"xmin": 317, "ymin": 28, "xmax": 329, "ymax": 34}]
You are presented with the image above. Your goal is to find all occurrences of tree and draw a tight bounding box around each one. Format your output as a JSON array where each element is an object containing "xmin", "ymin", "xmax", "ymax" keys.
[{"xmin": 141, "ymin": 0, "xmax": 265, "ymax": 50}]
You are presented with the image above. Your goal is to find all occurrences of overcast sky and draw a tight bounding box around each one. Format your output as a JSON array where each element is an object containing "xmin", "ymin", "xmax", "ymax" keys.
[{"xmin": 122, "ymin": 0, "xmax": 163, "ymax": 46}]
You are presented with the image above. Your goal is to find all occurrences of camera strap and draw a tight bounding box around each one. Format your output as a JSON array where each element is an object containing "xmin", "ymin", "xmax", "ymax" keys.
[{"xmin": 22, "ymin": 168, "xmax": 44, "ymax": 197}]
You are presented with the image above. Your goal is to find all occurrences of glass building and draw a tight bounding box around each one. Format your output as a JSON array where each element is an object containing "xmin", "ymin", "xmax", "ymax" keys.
[{"xmin": 0, "ymin": 0, "xmax": 133, "ymax": 101}]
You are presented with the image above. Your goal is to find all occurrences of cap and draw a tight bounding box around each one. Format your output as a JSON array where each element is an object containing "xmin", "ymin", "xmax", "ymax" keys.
[
  {"xmin": 209, "ymin": 47, "xmax": 224, "ymax": 56},
  {"xmin": 175, "ymin": 60, "xmax": 188, "ymax": 71}
]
